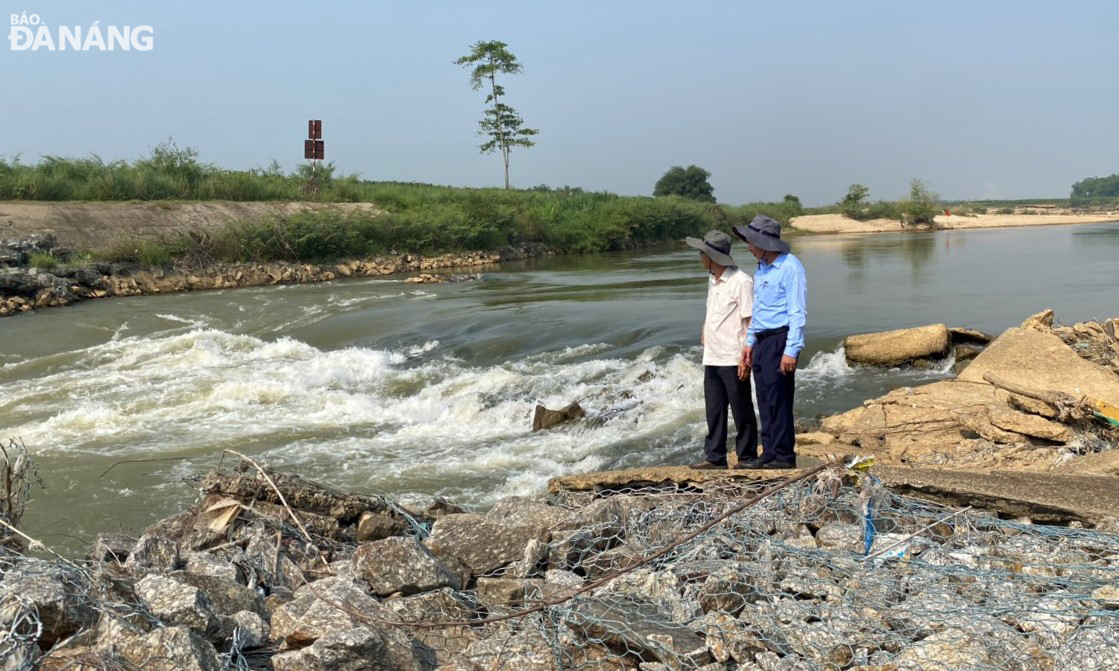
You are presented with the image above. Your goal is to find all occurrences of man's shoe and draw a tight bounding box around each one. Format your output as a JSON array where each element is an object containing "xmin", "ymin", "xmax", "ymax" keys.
[
  {"xmin": 690, "ymin": 460, "xmax": 727, "ymax": 470},
  {"xmin": 758, "ymin": 460, "xmax": 796, "ymax": 470},
  {"xmin": 733, "ymin": 458, "xmax": 769, "ymax": 469}
]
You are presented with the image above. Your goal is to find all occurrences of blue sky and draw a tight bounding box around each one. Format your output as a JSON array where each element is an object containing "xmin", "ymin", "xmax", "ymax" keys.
[{"xmin": 4, "ymin": 1, "xmax": 1117, "ymax": 205}]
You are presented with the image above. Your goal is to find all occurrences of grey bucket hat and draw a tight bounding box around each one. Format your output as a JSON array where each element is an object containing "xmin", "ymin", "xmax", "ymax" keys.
[
  {"xmin": 734, "ymin": 215, "xmax": 791, "ymax": 254},
  {"xmin": 686, "ymin": 230, "xmax": 736, "ymax": 267}
]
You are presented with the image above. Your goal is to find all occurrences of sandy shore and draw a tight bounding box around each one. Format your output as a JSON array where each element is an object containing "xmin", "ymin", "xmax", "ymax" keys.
[{"xmin": 791, "ymin": 212, "xmax": 1119, "ymax": 234}]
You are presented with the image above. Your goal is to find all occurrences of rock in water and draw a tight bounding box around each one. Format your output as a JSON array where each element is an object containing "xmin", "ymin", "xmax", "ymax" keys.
[
  {"xmin": 844, "ymin": 324, "xmax": 951, "ymax": 366},
  {"xmin": 532, "ymin": 401, "xmax": 586, "ymax": 431}
]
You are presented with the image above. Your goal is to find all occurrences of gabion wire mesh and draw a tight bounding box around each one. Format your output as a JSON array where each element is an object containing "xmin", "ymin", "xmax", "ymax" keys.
[
  {"xmin": 2, "ymin": 463, "xmax": 1117, "ymax": 671},
  {"xmin": 401, "ymin": 472, "xmax": 1119, "ymax": 671}
]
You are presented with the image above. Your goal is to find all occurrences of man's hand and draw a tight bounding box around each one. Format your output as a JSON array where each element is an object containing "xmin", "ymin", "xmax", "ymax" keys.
[
  {"xmin": 700, "ymin": 329, "xmax": 705, "ymax": 346},
  {"xmin": 741, "ymin": 345, "xmax": 753, "ymax": 368},
  {"xmin": 780, "ymin": 354, "xmax": 798, "ymax": 374},
  {"xmin": 737, "ymin": 358, "xmax": 750, "ymax": 381}
]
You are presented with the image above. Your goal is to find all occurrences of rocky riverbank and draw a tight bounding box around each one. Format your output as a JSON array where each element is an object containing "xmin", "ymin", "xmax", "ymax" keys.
[
  {"xmin": 805, "ymin": 310, "xmax": 1119, "ymax": 475},
  {"xmin": 0, "ymin": 234, "xmax": 551, "ymax": 318},
  {"xmin": 3, "ymin": 452, "xmax": 1119, "ymax": 671}
]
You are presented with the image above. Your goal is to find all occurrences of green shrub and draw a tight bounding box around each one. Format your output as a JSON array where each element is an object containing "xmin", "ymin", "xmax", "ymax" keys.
[
  {"xmin": 28, "ymin": 251, "xmax": 57, "ymax": 269},
  {"xmin": 903, "ymin": 179, "xmax": 939, "ymax": 226}
]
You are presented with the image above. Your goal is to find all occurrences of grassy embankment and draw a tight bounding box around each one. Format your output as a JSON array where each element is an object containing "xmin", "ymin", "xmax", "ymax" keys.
[{"xmin": 0, "ymin": 147, "xmax": 805, "ymax": 269}]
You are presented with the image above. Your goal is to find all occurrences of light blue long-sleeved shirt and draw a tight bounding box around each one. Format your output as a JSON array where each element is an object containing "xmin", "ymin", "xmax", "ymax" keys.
[{"xmin": 744, "ymin": 252, "xmax": 807, "ymax": 358}]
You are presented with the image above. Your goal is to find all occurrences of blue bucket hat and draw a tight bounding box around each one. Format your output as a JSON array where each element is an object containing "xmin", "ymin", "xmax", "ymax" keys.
[{"xmin": 733, "ymin": 215, "xmax": 790, "ymax": 254}]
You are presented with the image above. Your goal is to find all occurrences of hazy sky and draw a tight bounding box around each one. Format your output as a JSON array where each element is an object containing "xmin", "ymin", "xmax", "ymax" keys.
[{"xmin": 5, "ymin": 1, "xmax": 1118, "ymax": 205}]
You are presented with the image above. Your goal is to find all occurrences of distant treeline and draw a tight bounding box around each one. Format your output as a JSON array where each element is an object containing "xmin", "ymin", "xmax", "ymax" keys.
[{"xmin": 1071, "ymin": 174, "xmax": 1119, "ymax": 207}]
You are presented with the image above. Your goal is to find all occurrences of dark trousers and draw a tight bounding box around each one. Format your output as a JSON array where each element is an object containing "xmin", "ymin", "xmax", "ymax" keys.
[
  {"xmin": 703, "ymin": 365, "xmax": 758, "ymax": 464},
  {"xmin": 753, "ymin": 328, "xmax": 797, "ymax": 463}
]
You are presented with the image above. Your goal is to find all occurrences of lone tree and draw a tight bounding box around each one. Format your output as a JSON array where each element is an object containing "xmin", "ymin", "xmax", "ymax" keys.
[
  {"xmin": 839, "ymin": 183, "xmax": 870, "ymax": 218},
  {"xmin": 455, "ymin": 40, "xmax": 539, "ymax": 190},
  {"xmin": 904, "ymin": 178, "xmax": 939, "ymax": 226},
  {"xmin": 653, "ymin": 165, "xmax": 716, "ymax": 202},
  {"xmin": 842, "ymin": 184, "xmax": 869, "ymax": 206}
]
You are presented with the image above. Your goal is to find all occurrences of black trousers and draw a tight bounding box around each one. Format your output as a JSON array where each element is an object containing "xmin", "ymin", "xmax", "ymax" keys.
[
  {"xmin": 703, "ymin": 365, "xmax": 758, "ymax": 464},
  {"xmin": 752, "ymin": 328, "xmax": 796, "ymax": 463}
]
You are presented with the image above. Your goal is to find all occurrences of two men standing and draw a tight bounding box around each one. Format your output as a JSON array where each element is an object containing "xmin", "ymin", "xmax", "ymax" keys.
[{"xmin": 687, "ymin": 215, "xmax": 807, "ymax": 470}]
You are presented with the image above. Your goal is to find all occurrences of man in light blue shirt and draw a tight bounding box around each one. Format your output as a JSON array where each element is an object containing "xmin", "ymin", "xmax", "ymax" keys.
[{"xmin": 732, "ymin": 215, "xmax": 807, "ymax": 468}]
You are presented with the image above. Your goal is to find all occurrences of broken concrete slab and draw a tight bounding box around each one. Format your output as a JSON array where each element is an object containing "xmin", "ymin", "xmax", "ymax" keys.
[
  {"xmin": 958, "ymin": 327, "xmax": 1119, "ymax": 408},
  {"xmin": 949, "ymin": 326, "xmax": 995, "ymax": 345},
  {"xmin": 876, "ymin": 467, "xmax": 1119, "ymax": 524},
  {"xmin": 844, "ymin": 324, "xmax": 951, "ymax": 366},
  {"xmin": 547, "ymin": 462, "xmax": 816, "ymax": 494}
]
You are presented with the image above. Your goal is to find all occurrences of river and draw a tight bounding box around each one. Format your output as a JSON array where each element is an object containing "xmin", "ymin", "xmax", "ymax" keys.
[{"xmin": 1, "ymin": 221, "xmax": 1117, "ymax": 551}]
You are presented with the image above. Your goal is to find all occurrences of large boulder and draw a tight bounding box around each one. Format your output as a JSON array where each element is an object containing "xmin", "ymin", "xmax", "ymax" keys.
[
  {"xmin": 475, "ymin": 577, "xmax": 544, "ymax": 609},
  {"xmin": 169, "ymin": 571, "xmax": 265, "ymax": 617},
  {"xmin": 354, "ymin": 536, "xmax": 461, "ymax": 597},
  {"xmin": 425, "ymin": 514, "xmax": 548, "ymax": 577},
  {"xmin": 382, "ymin": 588, "xmax": 479, "ymax": 665},
  {"xmin": 0, "ymin": 561, "xmax": 95, "ymax": 649},
  {"xmin": 844, "ymin": 324, "xmax": 951, "ymax": 366},
  {"xmin": 271, "ymin": 626, "xmax": 423, "ymax": 671},
  {"xmin": 958, "ymin": 326, "xmax": 1119, "ymax": 408},
  {"xmin": 566, "ymin": 597, "xmax": 710, "ymax": 666},
  {"xmin": 486, "ymin": 497, "xmax": 573, "ymax": 532},
  {"xmin": 440, "ymin": 626, "xmax": 557, "ymax": 671},
  {"xmin": 532, "ymin": 402, "xmax": 586, "ymax": 431},
  {"xmin": 125, "ymin": 532, "xmax": 180, "ymax": 573},
  {"xmin": 133, "ymin": 574, "xmax": 220, "ymax": 637},
  {"xmin": 116, "ymin": 625, "xmax": 221, "ymax": 671}
]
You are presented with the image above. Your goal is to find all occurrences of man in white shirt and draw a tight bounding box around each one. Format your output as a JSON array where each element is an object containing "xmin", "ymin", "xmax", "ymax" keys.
[{"xmin": 685, "ymin": 230, "xmax": 758, "ymax": 469}]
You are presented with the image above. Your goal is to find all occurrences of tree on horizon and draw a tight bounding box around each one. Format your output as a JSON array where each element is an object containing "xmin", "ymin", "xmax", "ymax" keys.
[
  {"xmin": 653, "ymin": 165, "xmax": 716, "ymax": 202},
  {"xmin": 454, "ymin": 41, "xmax": 539, "ymax": 190}
]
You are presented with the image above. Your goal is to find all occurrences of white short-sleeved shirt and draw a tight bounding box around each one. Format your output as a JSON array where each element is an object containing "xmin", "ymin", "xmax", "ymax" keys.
[{"xmin": 702, "ymin": 266, "xmax": 753, "ymax": 366}]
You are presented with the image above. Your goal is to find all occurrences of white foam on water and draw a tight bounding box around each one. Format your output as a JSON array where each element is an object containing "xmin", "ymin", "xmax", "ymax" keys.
[
  {"xmin": 5, "ymin": 332, "xmax": 705, "ymax": 504},
  {"xmin": 800, "ymin": 345, "xmax": 853, "ymax": 380},
  {"xmin": 402, "ymin": 340, "xmax": 440, "ymax": 358},
  {"xmin": 155, "ymin": 313, "xmax": 210, "ymax": 328}
]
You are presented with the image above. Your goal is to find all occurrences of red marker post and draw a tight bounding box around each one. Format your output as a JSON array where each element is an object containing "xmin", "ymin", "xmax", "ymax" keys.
[{"xmin": 304, "ymin": 120, "xmax": 324, "ymax": 192}]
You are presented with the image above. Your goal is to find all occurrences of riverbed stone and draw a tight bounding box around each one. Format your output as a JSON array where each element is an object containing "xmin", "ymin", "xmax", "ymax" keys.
[
  {"xmin": 383, "ymin": 588, "xmax": 480, "ymax": 665},
  {"xmin": 88, "ymin": 533, "xmax": 135, "ymax": 564},
  {"xmin": 486, "ymin": 496, "xmax": 573, "ymax": 532},
  {"xmin": 269, "ymin": 577, "xmax": 387, "ymax": 647},
  {"xmin": 356, "ymin": 510, "xmax": 403, "ymax": 542},
  {"xmin": 125, "ymin": 532, "xmax": 181, "ymax": 573},
  {"xmin": 271, "ymin": 625, "xmax": 422, "ymax": 671},
  {"xmin": 0, "ymin": 561, "xmax": 95, "ymax": 648},
  {"xmin": 169, "ymin": 570, "xmax": 265, "ymax": 617},
  {"xmin": 844, "ymin": 324, "xmax": 951, "ymax": 366},
  {"xmin": 117, "ymin": 625, "xmax": 221, "ymax": 671},
  {"xmin": 231, "ymin": 609, "xmax": 269, "ymax": 648},
  {"xmin": 354, "ymin": 536, "xmax": 460, "ymax": 596},
  {"xmin": 425, "ymin": 513, "xmax": 548, "ymax": 577},
  {"xmin": 532, "ymin": 402, "xmax": 586, "ymax": 431},
  {"xmin": 182, "ymin": 550, "xmax": 243, "ymax": 583},
  {"xmin": 475, "ymin": 577, "xmax": 544, "ymax": 609},
  {"xmin": 134, "ymin": 574, "xmax": 220, "ymax": 637},
  {"xmin": 567, "ymin": 597, "xmax": 710, "ymax": 665}
]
